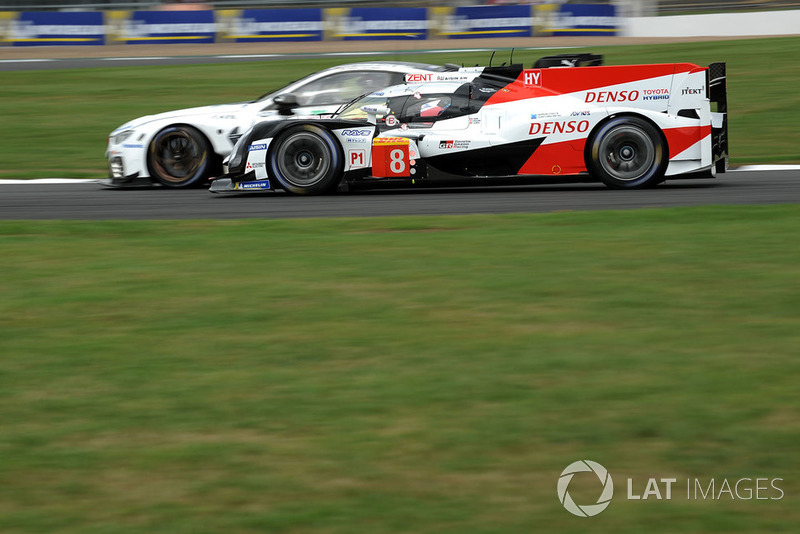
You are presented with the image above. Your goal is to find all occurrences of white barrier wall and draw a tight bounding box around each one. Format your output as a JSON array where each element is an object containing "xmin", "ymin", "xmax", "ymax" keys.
[{"xmin": 623, "ymin": 9, "xmax": 800, "ymax": 37}]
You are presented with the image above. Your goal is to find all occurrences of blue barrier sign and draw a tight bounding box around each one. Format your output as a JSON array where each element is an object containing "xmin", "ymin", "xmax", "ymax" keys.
[
  {"xmin": 441, "ymin": 6, "xmax": 532, "ymax": 39},
  {"xmin": 11, "ymin": 11, "xmax": 104, "ymax": 46},
  {"xmin": 552, "ymin": 4, "xmax": 617, "ymax": 36},
  {"xmin": 228, "ymin": 9, "xmax": 323, "ymax": 42},
  {"xmin": 122, "ymin": 11, "xmax": 216, "ymax": 44},
  {"xmin": 336, "ymin": 8, "xmax": 428, "ymax": 40}
]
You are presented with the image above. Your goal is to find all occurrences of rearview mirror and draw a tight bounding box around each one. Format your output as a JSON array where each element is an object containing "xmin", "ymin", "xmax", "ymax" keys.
[{"xmin": 273, "ymin": 94, "xmax": 299, "ymax": 116}]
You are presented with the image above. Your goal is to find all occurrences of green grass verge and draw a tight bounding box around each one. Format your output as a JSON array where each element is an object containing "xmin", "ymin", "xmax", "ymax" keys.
[
  {"xmin": 1, "ymin": 36, "xmax": 799, "ymax": 179},
  {"xmin": 1, "ymin": 206, "xmax": 798, "ymax": 532}
]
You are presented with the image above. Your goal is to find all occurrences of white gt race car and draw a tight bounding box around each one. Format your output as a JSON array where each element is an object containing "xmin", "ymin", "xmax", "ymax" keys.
[{"xmin": 103, "ymin": 61, "xmax": 456, "ymax": 188}]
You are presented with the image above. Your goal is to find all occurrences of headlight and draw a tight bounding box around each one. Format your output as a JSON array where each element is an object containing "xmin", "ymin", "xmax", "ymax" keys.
[{"xmin": 111, "ymin": 130, "xmax": 135, "ymax": 145}]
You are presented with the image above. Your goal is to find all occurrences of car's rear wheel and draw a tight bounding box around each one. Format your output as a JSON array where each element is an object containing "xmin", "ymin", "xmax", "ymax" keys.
[
  {"xmin": 148, "ymin": 125, "xmax": 211, "ymax": 188},
  {"xmin": 269, "ymin": 125, "xmax": 342, "ymax": 195},
  {"xmin": 586, "ymin": 116, "xmax": 667, "ymax": 189}
]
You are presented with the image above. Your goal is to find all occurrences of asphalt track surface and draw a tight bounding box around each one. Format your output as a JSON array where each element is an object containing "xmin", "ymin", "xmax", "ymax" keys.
[{"xmin": 1, "ymin": 170, "xmax": 798, "ymax": 220}]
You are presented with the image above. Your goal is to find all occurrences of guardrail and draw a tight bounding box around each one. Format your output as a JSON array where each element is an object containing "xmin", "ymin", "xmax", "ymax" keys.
[
  {"xmin": 2, "ymin": 3, "xmax": 798, "ymax": 46},
  {"xmin": 0, "ymin": 4, "xmax": 618, "ymax": 46}
]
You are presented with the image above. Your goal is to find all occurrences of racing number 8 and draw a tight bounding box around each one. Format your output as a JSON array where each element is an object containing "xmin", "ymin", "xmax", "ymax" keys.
[
  {"xmin": 372, "ymin": 141, "xmax": 410, "ymax": 178},
  {"xmin": 389, "ymin": 149, "xmax": 406, "ymax": 174}
]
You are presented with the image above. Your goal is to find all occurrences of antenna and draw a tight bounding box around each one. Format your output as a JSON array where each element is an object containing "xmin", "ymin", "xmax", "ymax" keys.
[
  {"xmin": 489, "ymin": 51, "xmax": 495, "ymax": 67},
  {"xmin": 510, "ymin": 48, "xmax": 515, "ymax": 65}
]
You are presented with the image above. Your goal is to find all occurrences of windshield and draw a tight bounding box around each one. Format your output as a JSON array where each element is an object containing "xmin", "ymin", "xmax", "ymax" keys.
[{"xmin": 337, "ymin": 95, "xmax": 391, "ymax": 120}]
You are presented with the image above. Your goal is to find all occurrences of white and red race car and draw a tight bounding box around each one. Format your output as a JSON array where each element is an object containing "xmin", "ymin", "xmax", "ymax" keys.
[{"xmin": 211, "ymin": 54, "xmax": 728, "ymax": 194}]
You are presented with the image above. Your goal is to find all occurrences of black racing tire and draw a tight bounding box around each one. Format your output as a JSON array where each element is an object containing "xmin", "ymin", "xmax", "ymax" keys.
[
  {"xmin": 268, "ymin": 125, "xmax": 343, "ymax": 195},
  {"xmin": 586, "ymin": 116, "xmax": 667, "ymax": 189},
  {"xmin": 148, "ymin": 125, "xmax": 211, "ymax": 188}
]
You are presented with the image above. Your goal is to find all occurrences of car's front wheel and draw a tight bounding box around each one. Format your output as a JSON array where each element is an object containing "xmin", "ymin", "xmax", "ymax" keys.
[
  {"xmin": 586, "ymin": 116, "xmax": 667, "ymax": 189},
  {"xmin": 268, "ymin": 125, "xmax": 343, "ymax": 195},
  {"xmin": 148, "ymin": 125, "xmax": 211, "ymax": 188}
]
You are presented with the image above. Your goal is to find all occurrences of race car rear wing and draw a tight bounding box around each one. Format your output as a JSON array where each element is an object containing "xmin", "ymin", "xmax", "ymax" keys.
[
  {"xmin": 533, "ymin": 53, "xmax": 603, "ymax": 68},
  {"xmin": 708, "ymin": 62, "xmax": 728, "ymax": 172}
]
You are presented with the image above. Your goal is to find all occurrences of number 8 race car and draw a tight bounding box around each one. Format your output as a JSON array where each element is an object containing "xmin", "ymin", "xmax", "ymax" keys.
[{"xmin": 210, "ymin": 54, "xmax": 728, "ymax": 194}]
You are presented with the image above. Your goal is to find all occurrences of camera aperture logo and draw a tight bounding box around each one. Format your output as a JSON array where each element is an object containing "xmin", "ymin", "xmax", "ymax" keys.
[{"xmin": 557, "ymin": 460, "xmax": 614, "ymax": 517}]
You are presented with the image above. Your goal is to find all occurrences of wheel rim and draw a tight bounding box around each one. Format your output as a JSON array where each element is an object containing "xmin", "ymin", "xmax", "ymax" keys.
[
  {"xmin": 275, "ymin": 132, "xmax": 331, "ymax": 188},
  {"xmin": 152, "ymin": 128, "xmax": 206, "ymax": 184},
  {"xmin": 597, "ymin": 125, "xmax": 656, "ymax": 182}
]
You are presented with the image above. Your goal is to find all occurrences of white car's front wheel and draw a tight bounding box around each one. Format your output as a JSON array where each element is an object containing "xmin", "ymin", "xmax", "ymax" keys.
[{"xmin": 148, "ymin": 125, "xmax": 211, "ymax": 188}]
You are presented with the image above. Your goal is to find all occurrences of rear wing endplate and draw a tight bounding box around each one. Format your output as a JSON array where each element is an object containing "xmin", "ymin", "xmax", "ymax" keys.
[{"xmin": 707, "ymin": 62, "xmax": 728, "ymax": 172}]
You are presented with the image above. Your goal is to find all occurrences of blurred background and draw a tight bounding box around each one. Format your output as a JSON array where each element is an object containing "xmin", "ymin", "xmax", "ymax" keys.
[{"xmin": 1, "ymin": 0, "xmax": 799, "ymax": 15}]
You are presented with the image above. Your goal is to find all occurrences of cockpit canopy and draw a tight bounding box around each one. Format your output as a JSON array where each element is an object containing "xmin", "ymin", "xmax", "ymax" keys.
[{"xmin": 336, "ymin": 79, "xmax": 501, "ymax": 126}]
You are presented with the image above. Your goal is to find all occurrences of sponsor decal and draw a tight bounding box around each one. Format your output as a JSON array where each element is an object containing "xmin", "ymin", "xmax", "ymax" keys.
[
  {"xmin": 469, "ymin": 117, "xmax": 481, "ymax": 125},
  {"xmin": 570, "ymin": 111, "xmax": 591, "ymax": 116},
  {"xmin": 400, "ymin": 123, "xmax": 409, "ymax": 130},
  {"xmin": 440, "ymin": 5, "xmax": 533, "ymax": 38},
  {"xmin": 344, "ymin": 138, "xmax": 368, "ymax": 144},
  {"xmin": 643, "ymin": 88, "xmax": 670, "ymax": 101},
  {"xmin": 385, "ymin": 115, "xmax": 399, "ymax": 127},
  {"xmin": 122, "ymin": 144, "xmax": 144, "ymax": 149},
  {"xmin": 531, "ymin": 112, "xmax": 559, "ymax": 119},
  {"xmin": 340, "ymin": 129, "xmax": 371, "ymax": 136},
  {"xmin": 478, "ymin": 87, "xmax": 496, "ymax": 94},
  {"xmin": 529, "ymin": 120, "xmax": 590, "ymax": 135},
  {"xmin": 413, "ymin": 91, "xmax": 422, "ymax": 99},
  {"xmin": 523, "ymin": 70, "xmax": 542, "ymax": 86},
  {"xmin": 236, "ymin": 180, "xmax": 271, "ymax": 190},
  {"xmin": 432, "ymin": 74, "xmax": 474, "ymax": 82},
  {"xmin": 681, "ymin": 87, "xmax": 703, "ymax": 95},
  {"xmin": 439, "ymin": 140, "xmax": 470, "ymax": 149},
  {"xmin": 405, "ymin": 73, "xmax": 433, "ymax": 83},
  {"xmin": 333, "ymin": 8, "xmax": 428, "ymax": 41},
  {"xmin": 373, "ymin": 137, "xmax": 410, "ymax": 146},
  {"xmin": 225, "ymin": 10, "xmax": 324, "ymax": 43},
  {"xmin": 249, "ymin": 143, "xmax": 268, "ymax": 151},
  {"xmin": 585, "ymin": 90, "xmax": 639, "ymax": 103}
]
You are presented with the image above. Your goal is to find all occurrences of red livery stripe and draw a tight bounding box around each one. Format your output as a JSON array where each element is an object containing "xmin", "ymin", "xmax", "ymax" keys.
[{"xmin": 485, "ymin": 63, "xmax": 701, "ymax": 106}]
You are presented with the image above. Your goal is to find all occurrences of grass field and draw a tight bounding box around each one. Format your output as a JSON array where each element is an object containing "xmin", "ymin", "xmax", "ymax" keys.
[
  {"xmin": 1, "ymin": 36, "xmax": 799, "ymax": 179},
  {"xmin": 1, "ymin": 207, "xmax": 799, "ymax": 532}
]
